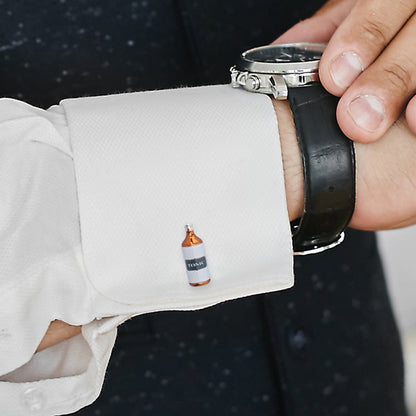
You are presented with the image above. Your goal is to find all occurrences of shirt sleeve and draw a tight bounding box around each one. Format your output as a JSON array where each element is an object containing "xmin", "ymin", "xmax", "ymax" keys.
[{"xmin": 0, "ymin": 84, "xmax": 293, "ymax": 416}]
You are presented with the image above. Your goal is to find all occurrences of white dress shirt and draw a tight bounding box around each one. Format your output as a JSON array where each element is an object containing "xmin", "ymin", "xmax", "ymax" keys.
[{"xmin": 0, "ymin": 84, "xmax": 293, "ymax": 415}]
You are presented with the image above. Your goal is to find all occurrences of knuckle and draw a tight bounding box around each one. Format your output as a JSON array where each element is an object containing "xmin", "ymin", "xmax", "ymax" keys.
[
  {"xmin": 358, "ymin": 18, "xmax": 389, "ymax": 48},
  {"xmin": 382, "ymin": 62, "xmax": 412, "ymax": 92}
]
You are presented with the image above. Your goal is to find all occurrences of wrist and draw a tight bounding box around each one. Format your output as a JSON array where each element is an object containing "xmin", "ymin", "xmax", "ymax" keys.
[
  {"xmin": 271, "ymin": 98, "xmax": 304, "ymax": 221},
  {"xmin": 37, "ymin": 320, "xmax": 82, "ymax": 352}
]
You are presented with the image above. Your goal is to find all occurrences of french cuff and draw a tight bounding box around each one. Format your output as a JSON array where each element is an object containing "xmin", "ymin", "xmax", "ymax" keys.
[{"xmin": 60, "ymin": 85, "xmax": 293, "ymax": 315}]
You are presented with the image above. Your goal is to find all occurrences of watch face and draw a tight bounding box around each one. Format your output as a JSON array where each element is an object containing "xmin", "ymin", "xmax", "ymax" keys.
[
  {"xmin": 237, "ymin": 42, "xmax": 326, "ymax": 74},
  {"xmin": 245, "ymin": 44, "xmax": 324, "ymax": 63}
]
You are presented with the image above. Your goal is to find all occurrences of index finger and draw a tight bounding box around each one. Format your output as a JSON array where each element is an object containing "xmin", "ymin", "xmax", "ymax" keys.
[{"xmin": 319, "ymin": 0, "xmax": 416, "ymax": 96}]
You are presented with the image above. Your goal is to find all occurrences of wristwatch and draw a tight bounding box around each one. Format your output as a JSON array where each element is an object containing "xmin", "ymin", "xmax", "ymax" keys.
[{"xmin": 230, "ymin": 43, "xmax": 356, "ymax": 255}]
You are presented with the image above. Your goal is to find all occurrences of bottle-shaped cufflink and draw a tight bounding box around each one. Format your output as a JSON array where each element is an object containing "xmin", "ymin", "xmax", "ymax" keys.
[{"xmin": 182, "ymin": 224, "xmax": 211, "ymax": 287}]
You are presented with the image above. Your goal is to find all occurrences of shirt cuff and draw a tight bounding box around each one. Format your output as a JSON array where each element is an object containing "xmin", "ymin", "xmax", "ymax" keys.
[{"xmin": 60, "ymin": 84, "xmax": 294, "ymax": 316}]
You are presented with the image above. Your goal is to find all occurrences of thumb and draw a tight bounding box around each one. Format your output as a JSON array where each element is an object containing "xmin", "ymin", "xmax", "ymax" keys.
[{"xmin": 272, "ymin": 0, "xmax": 356, "ymax": 44}]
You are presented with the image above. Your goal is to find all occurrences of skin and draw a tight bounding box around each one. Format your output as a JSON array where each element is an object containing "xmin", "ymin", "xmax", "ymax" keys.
[
  {"xmin": 274, "ymin": 0, "xmax": 416, "ymax": 144},
  {"xmin": 36, "ymin": 320, "xmax": 82, "ymax": 352},
  {"xmin": 274, "ymin": 99, "xmax": 416, "ymax": 230},
  {"xmin": 37, "ymin": 97, "xmax": 416, "ymax": 352}
]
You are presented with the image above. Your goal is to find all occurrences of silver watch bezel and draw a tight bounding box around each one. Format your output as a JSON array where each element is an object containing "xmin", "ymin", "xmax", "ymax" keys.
[{"xmin": 237, "ymin": 42, "xmax": 326, "ymax": 74}]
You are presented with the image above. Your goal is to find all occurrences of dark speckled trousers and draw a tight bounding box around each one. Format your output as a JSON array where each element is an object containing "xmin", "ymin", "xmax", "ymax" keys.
[{"xmin": 0, "ymin": 1, "xmax": 407, "ymax": 414}]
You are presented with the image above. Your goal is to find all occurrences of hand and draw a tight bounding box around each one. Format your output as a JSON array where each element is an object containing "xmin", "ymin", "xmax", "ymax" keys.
[
  {"xmin": 274, "ymin": 0, "xmax": 416, "ymax": 143},
  {"xmin": 274, "ymin": 99, "xmax": 416, "ymax": 230}
]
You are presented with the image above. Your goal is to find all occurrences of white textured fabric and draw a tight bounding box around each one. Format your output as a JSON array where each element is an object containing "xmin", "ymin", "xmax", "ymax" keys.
[
  {"xmin": 61, "ymin": 85, "xmax": 293, "ymax": 311},
  {"xmin": 0, "ymin": 85, "xmax": 293, "ymax": 416}
]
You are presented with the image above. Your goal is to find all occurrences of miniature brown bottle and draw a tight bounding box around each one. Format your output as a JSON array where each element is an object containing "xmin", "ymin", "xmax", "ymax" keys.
[{"xmin": 182, "ymin": 224, "xmax": 211, "ymax": 286}]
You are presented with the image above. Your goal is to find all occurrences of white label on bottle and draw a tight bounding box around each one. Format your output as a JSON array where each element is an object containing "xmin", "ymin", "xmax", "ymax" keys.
[{"xmin": 182, "ymin": 243, "xmax": 210, "ymax": 285}]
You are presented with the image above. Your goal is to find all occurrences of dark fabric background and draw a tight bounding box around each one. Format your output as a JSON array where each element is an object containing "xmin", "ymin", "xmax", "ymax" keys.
[
  {"xmin": 0, "ymin": 0, "xmax": 324, "ymax": 106},
  {"xmin": 0, "ymin": 1, "xmax": 407, "ymax": 415}
]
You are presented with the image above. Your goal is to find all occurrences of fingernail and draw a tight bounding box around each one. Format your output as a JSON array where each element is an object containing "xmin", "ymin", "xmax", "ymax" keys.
[
  {"xmin": 330, "ymin": 52, "xmax": 364, "ymax": 89},
  {"xmin": 348, "ymin": 95, "xmax": 385, "ymax": 132}
]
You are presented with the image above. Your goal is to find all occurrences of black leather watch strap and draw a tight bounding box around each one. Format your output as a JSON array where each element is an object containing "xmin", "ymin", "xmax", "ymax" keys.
[{"xmin": 287, "ymin": 83, "xmax": 356, "ymax": 254}]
